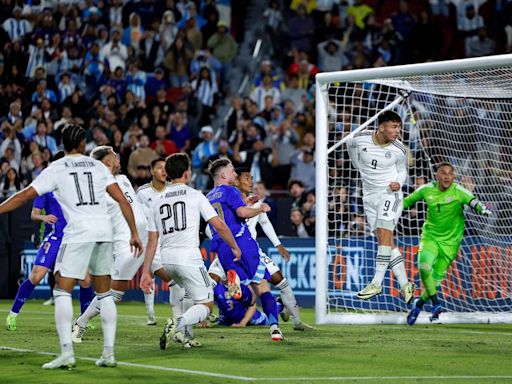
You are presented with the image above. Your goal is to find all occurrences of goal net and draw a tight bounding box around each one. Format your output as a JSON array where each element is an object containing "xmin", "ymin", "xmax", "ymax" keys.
[{"xmin": 315, "ymin": 54, "xmax": 512, "ymax": 324}]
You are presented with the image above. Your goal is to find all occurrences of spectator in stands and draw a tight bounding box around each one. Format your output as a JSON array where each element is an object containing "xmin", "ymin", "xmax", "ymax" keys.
[
  {"xmin": 288, "ymin": 179, "xmax": 307, "ymax": 210},
  {"xmin": 347, "ymin": 213, "xmax": 369, "ymax": 237},
  {"xmin": 288, "ymin": 5, "xmax": 315, "ymax": 55},
  {"xmin": 207, "ymin": 20, "xmax": 237, "ymax": 88},
  {"xmin": 268, "ymin": 119, "xmax": 299, "ymax": 185},
  {"xmin": 192, "ymin": 66, "xmax": 218, "ymax": 126},
  {"xmin": 302, "ymin": 189, "xmax": 316, "ymax": 236},
  {"xmin": 347, "ymin": 0, "xmax": 374, "ymax": 30},
  {"xmin": 29, "ymin": 151, "xmax": 45, "ymax": 181},
  {"xmin": 100, "ymin": 27, "xmax": 128, "ymax": 72},
  {"xmin": 250, "ymin": 74, "xmax": 281, "ymax": 111},
  {"xmin": 139, "ymin": 27, "xmax": 164, "ymax": 73},
  {"xmin": 0, "ymin": 167, "xmax": 21, "ymax": 198},
  {"xmin": 290, "ymin": 147, "xmax": 316, "ymax": 191},
  {"xmin": 466, "ymin": 27, "xmax": 495, "ymax": 57},
  {"xmin": 408, "ymin": 10, "xmax": 443, "ymax": 62},
  {"xmin": 317, "ymin": 39, "xmax": 349, "ymax": 72},
  {"xmin": 282, "ymin": 74, "xmax": 308, "ymax": 113},
  {"xmin": 126, "ymin": 60, "xmax": 147, "ymax": 103},
  {"xmin": 290, "ymin": 207, "xmax": 312, "ymax": 238},
  {"xmin": 192, "ymin": 125, "xmax": 218, "ymax": 189},
  {"xmin": 150, "ymin": 125, "xmax": 179, "ymax": 157},
  {"xmin": 456, "ymin": 4, "xmax": 485, "ymax": 55},
  {"xmin": 127, "ymin": 134, "xmax": 158, "ymax": 178},
  {"xmin": 122, "ymin": 12, "xmax": 144, "ymax": 52},
  {"xmin": 2, "ymin": 6, "xmax": 32, "ymax": 41},
  {"xmin": 32, "ymin": 120, "xmax": 57, "ymax": 154},
  {"xmin": 328, "ymin": 185, "xmax": 349, "ymax": 237},
  {"xmin": 391, "ymin": 0, "xmax": 417, "ymax": 63},
  {"xmin": 263, "ymin": 0, "xmax": 284, "ymax": 56},
  {"xmin": 163, "ymin": 35, "xmax": 194, "ymax": 87},
  {"xmin": 169, "ymin": 111, "xmax": 193, "ymax": 153}
]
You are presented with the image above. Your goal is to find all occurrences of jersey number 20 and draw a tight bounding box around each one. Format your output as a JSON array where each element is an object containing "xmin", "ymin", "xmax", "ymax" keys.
[{"xmin": 160, "ymin": 202, "xmax": 187, "ymax": 234}]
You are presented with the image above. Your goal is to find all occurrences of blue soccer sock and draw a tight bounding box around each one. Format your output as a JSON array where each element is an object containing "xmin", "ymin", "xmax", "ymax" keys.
[
  {"xmin": 80, "ymin": 286, "xmax": 95, "ymax": 315},
  {"xmin": 260, "ymin": 292, "xmax": 279, "ymax": 326},
  {"xmin": 11, "ymin": 279, "xmax": 36, "ymax": 314},
  {"xmin": 239, "ymin": 284, "xmax": 254, "ymax": 307}
]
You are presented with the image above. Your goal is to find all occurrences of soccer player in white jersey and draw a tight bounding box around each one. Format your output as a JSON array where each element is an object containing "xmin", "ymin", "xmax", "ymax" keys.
[
  {"xmin": 72, "ymin": 146, "xmax": 151, "ymax": 344},
  {"xmin": 0, "ymin": 125, "xmax": 143, "ymax": 369},
  {"xmin": 136, "ymin": 158, "xmax": 172, "ymax": 325},
  {"xmin": 140, "ymin": 153, "xmax": 241, "ymax": 349},
  {"xmin": 346, "ymin": 111, "xmax": 415, "ymax": 303},
  {"xmin": 208, "ymin": 168, "xmax": 313, "ymax": 330}
]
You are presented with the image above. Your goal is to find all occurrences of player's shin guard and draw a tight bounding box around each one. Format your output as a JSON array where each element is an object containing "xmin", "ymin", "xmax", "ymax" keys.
[
  {"xmin": 260, "ymin": 292, "xmax": 279, "ymax": 326},
  {"xmin": 371, "ymin": 246, "xmax": 391, "ymax": 287},
  {"xmin": 275, "ymin": 279, "xmax": 300, "ymax": 322},
  {"xmin": 79, "ymin": 285, "xmax": 95, "ymax": 315},
  {"xmin": 97, "ymin": 291, "xmax": 116, "ymax": 356},
  {"xmin": 389, "ymin": 248, "xmax": 409, "ymax": 287},
  {"xmin": 176, "ymin": 304, "xmax": 210, "ymax": 332},
  {"xmin": 54, "ymin": 289, "xmax": 73, "ymax": 354}
]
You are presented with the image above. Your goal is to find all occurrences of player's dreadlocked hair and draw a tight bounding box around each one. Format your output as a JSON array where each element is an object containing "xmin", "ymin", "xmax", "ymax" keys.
[{"xmin": 61, "ymin": 124, "xmax": 86, "ymax": 152}]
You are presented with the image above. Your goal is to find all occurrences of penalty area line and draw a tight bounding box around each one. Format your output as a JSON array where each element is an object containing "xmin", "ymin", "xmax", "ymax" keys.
[{"xmin": 0, "ymin": 346, "xmax": 256, "ymax": 381}]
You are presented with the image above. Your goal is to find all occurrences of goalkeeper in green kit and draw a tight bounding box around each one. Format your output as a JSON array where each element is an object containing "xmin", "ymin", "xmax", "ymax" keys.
[{"xmin": 404, "ymin": 163, "xmax": 491, "ymax": 325}]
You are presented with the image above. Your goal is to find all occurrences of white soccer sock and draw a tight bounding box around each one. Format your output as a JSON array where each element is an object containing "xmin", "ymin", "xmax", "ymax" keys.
[
  {"xmin": 389, "ymin": 247, "xmax": 409, "ymax": 288},
  {"xmin": 144, "ymin": 278, "xmax": 155, "ymax": 316},
  {"xmin": 371, "ymin": 246, "xmax": 392, "ymax": 287},
  {"xmin": 182, "ymin": 294, "xmax": 195, "ymax": 339},
  {"xmin": 275, "ymin": 279, "xmax": 301, "ymax": 323},
  {"xmin": 98, "ymin": 292, "xmax": 117, "ymax": 355},
  {"xmin": 169, "ymin": 284, "xmax": 185, "ymax": 318},
  {"xmin": 76, "ymin": 296, "xmax": 101, "ymax": 328},
  {"xmin": 176, "ymin": 304, "xmax": 210, "ymax": 333},
  {"xmin": 53, "ymin": 289, "xmax": 73, "ymax": 355}
]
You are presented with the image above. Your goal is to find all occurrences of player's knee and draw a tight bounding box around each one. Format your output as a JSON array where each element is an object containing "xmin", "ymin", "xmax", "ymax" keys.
[
  {"xmin": 270, "ymin": 271, "xmax": 284, "ymax": 285},
  {"xmin": 29, "ymin": 270, "xmax": 46, "ymax": 285},
  {"xmin": 376, "ymin": 219, "xmax": 395, "ymax": 231}
]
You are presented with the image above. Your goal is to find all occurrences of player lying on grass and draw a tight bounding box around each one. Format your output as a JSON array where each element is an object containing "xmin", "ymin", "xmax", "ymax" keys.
[
  {"xmin": 6, "ymin": 151, "xmax": 94, "ymax": 331},
  {"xmin": 212, "ymin": 280, "xmax": 286, "ymax": 327},
  {"xmin": 404, "ymin": 163, "xmax": 491, "ymax": 325}
]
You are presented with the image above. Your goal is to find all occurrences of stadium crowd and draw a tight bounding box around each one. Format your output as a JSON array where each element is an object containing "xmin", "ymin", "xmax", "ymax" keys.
[{"xmin": 0, "ymin": 0, "xmax": 510, "ymax": 237}]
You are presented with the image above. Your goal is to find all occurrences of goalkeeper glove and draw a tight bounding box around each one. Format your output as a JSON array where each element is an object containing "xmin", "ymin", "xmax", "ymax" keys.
[{"xmin": 481, "ymin": 206, "xmax": 492, "ymax": 217}]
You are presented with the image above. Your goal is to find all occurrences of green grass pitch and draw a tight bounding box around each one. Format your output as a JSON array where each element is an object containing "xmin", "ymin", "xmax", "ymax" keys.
[{"xmin": 1, "ymin": 300, "xmax": 512, "ymax": 383}]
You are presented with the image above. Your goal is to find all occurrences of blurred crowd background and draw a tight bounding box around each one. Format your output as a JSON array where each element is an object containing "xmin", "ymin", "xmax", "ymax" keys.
[{"xmin": 0, "ymin": 0, "xmax": 510, "ymax": 237}]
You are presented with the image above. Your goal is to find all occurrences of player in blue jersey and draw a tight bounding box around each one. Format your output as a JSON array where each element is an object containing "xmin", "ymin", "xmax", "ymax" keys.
[
  {"xmin": 214, "ymin": 282, "xmax": 284, "ymax": 327},
  {"xmin": 206, "ymin": 158, "xmax": 283, "ymax": 341},
  {"xmin": 5, "ymin": 152, "xmax": 94, "ymax": 331}
]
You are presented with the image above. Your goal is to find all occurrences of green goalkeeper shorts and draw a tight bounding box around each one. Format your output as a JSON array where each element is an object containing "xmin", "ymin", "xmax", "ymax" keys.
[{"xmin": 418, "ymin": 237, "xmax": 461, "ymax": 284}]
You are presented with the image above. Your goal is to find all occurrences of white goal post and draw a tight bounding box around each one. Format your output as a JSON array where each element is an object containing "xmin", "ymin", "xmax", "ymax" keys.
[{"xmin": 315, "ymin": 54, "xmax": 512, "ymax": 325}]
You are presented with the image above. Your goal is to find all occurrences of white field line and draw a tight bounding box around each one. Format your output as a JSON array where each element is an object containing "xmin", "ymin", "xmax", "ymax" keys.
[{"xmin": 2, "ymin": 346, "xmax": 512, "ymax": 382}]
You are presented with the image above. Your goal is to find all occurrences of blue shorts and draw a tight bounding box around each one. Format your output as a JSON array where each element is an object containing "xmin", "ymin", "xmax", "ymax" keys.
[
  {"xmin": 217, "ymin": 235, "xmax": 270, "ymax": 285},
  {"xmin": 35, "ymin": 234, "xmax": 62, "ymax": 271}
]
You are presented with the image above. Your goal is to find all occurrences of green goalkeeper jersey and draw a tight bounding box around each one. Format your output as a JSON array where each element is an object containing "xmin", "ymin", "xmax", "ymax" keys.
[{"xmin": 403, "ymin": 182, "xmax": 484, "ymax": 245}]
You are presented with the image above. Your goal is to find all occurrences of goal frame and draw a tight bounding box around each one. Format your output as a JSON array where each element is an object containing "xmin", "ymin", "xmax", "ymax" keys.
[{"xmin": 315, "ymin": 54, "xmax": 512, "ymax": 325}]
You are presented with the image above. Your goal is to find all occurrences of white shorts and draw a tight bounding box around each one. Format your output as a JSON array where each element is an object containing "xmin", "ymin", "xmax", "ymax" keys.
[
  {"xmin": 259, "ymin": 248, "xmax": 280, "ymax": 276},
  {"xmin": 55, "ymin": 242, "xmax": 113, "ymax": 280},
  {"xmin": 151, "ymin": 248, "xmax": 164, "ymax": 275},
  {"xmin": 363, "ymin": 190, "xmax": 403, "ymax": 233},
  {"xmin": 208, "ymin": 257, "xmax": 226, "ymax": 281},
  {"xmin": 162, "ymin": 264, "xmax": 213, "ymax": 304},
  {"xmin": 111, "ymin": 240, "xmax": 144, "ymax": 281}
]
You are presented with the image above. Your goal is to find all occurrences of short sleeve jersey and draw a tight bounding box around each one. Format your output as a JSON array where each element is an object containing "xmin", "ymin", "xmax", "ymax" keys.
[
  {"xmin": 136, "ymin": 181, "xmax": 171, "ymax": 220},
  {"xmin": 206, "ymin": 185, "xmax": 248, "ymax": 251},
  {"xmin": 106, "ymin": 174, "xmax": 147, "ymax": 242},
  {"xmin": 32, "ymin": 192, "xmax": 67, "ymax": 238},
  {"xmin": 147, "ymin": 183, "xmax": 217, "ymax": 266},
  {"xmin": 403, "ymin": 182, "xmax": 478, "ymax": 245},
  {"xmin": 347, "ymin": 131, "xmax": 407, "ymax": 194},
  {"xmin": 30, "ymin": 154, "xmax": 116, "ymax": 243}
]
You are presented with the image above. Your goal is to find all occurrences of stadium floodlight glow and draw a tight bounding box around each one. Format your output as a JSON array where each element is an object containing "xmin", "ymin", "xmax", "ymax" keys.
[{"xmin": 315, "ymin": 54, "xmax": 512, "ymax": 325}]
